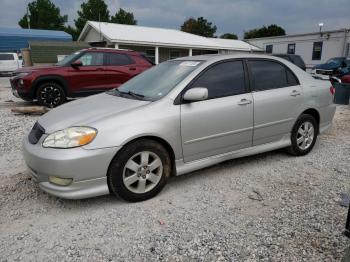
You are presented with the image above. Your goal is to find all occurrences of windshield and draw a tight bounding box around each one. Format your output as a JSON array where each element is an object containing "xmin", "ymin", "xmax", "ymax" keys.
[
  {"xmin": 56, "ymin": 51, "xmax": 82, "ymax": 66},
  {"xmin": 111, "ymin": 60, "xmax": 203, "ymax": 100},
  {"xmin": 326, "ymin": 57, "xmax": 343, "ymax": 66}
]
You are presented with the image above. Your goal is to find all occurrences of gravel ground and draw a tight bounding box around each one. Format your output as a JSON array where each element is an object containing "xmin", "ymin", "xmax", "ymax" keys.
[{"xmin": 0, "ymin": 76, "xmax": 350, "ymax": 261}]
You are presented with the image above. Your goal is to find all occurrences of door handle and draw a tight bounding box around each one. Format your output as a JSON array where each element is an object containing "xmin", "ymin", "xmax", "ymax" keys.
[
  {"xmin": 129, "ymin": 67, "xmax": 137, "ymax": 71},
  {"xmin": 290, "ymin": 90, "xmax": 301, "ymax": 96},
  {"xmin": 237, "ymin": 98, "xmax": 252, "ymax": 105}
]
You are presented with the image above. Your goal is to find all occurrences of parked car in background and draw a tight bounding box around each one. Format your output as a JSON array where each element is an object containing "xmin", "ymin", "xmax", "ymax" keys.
[
  {"xmin": 311, "ymin": 57, "xmax": 350, "ymax": 80},
  {"xmin": 0, "ymin": 52, "xmax": 22, "ymax": 75},
  {"xmin": 10, "ymin": 48, "xmax": 153, "ymax": 107},
  {"xmin": 341, "ymin": 73, "xmax": 350, "ymax": 84},
  {"xmin": 22, "ymin": 54, "xmax": 335, "ymax": 202},
  {"xmin": 273, "ymin": 54, "xmax": 306, "ymax": 71}
]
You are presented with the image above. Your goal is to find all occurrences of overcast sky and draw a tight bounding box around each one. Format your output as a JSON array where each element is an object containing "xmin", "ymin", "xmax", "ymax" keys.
[{"xmin": 1, "ymin": 0, "xmax": 349, "ymax": 38}]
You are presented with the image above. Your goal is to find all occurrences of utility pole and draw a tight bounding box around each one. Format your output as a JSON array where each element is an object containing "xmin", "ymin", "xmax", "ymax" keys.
[{"xmin": 27, "ymin": 7, "xmax": 31, "ymax": 29}]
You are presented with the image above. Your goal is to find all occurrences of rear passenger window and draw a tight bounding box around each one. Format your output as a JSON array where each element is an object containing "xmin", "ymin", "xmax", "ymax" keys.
[
  {"xmin": 189, "ymin": 61, "xmax": 246, "ymax": 99},
  {"xmin": 107, "ymin": 53, "xmax": 133, "ymax": 66},
  {"xmin": 249, "ymin": 60, "xmax": 291, "ymax": 91}
]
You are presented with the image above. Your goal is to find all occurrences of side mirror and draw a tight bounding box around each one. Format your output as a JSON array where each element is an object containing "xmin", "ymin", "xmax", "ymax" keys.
[
  {"xmin": 183, "ymin": 87, "xmax": 208, "ymax": 102},
  {"xmin": 71, "ymin": 60, "xmax": 82, "ymax": 68}
]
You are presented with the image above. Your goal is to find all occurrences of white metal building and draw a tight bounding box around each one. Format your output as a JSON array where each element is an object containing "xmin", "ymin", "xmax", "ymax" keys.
[
  {"xmin": 246, "ymin": 28, "xmax": 350, "ymax": 70},
  {"xmin": 78, "ymin": 21, "xmax": 262, "ymax": 64}
]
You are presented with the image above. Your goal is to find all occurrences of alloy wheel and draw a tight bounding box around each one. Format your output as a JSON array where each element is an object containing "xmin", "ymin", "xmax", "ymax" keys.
[
  {"xmin": 122, "ymin": 151, "xmax": 163, "ymax": 194},
  {"xmin": 40, "ymin": 86, "xmax": 62, "ymax": 107},
  {"xmin": 296, "ymin": 121, "xmax": 315, "ymax": 150}
]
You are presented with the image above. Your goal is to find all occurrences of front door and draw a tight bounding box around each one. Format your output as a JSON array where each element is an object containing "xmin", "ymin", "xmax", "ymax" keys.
[
  {"xmin": 180, "ymin": 60, "xmax": 254, "ymax": 162},
  {"xmin": 247, "ymin": 59, "xmax": 303, "ymax": 145},
  {"xmin": 66, "ymin": 51, "xmax": 107, "ymax": 94}
]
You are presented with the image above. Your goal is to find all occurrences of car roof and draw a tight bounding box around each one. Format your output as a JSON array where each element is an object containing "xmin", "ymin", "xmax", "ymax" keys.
[
  {"xmin": 173, "ymin": 53, "xmax": 289, "ymax": 63},
  {"xmin": 273, "ymin": 53, "xmax": 301, "ymax": 57},
  {"xmin": 81, "ymin": 47, "xmax": 141, "ymax": 55}
]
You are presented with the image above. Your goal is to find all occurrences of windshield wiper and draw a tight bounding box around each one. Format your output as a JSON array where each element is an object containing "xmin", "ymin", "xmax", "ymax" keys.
[{"xmin": 120, "ymin": 90, "xmax": 145, "ymax": 100}]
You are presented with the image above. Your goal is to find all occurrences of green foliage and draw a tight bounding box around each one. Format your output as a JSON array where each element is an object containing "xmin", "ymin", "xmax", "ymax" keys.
[
  {"xmin": 220, "ymin": 33, "xmax": 238, "ymax": 40},
  {"xmin": 18, "ymin": 0, "xmax": 67, "ymax": 30},
  {"xmin": 64, "ymin": 25, "xmax": 79, "ymax": 41},
  {"xmin": 244, "ymin": 24, "xmax": 286, "ymax": 39},
  {"xmin": 110, "ymin": 8, "xmax": 137, "ymax": 25},
  {"xmin": 181, "ymin": 17, "xmax": 217, "ymax": 37},
  {"xmin": 74, "ymin": 0, "xmax": 110, "ymax": 34}
]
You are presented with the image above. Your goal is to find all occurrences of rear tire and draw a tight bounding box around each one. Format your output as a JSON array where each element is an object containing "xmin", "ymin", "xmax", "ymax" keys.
[
  {"xmin": 287, "ymin": 114, "xmax": 318, "ymax": 156},
  {"xmin": 108, "ymin": 139, "xmax": 171, "ymax": 202},
  {"xmin": 36, "ymin": 82, "xmax": 66, "ymax": 108}
]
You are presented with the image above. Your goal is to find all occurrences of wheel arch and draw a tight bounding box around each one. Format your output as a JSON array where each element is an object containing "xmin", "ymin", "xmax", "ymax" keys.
[
  {"xmin": 33, "ymin": 75, "xmax": 69, "ymax": 97},
  {"xmin": 300, "ymin": 108, "xmax": 320, "ymax": 133},
  {"xmin": 108, "ymin": 135, "xmax": 176, "ymax": 176}
]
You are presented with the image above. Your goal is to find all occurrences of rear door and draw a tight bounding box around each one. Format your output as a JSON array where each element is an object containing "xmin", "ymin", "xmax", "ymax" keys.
[
  {"xmin": 180, "ymin": 60, "xmax": 254, "ymax": 162},
  {"xmin": 66, "ymin": 51, "xmax": 107, "ymax": 94},
  {"xmin": 247, "ymin": 59, "xmax": 302, "ymax": 145},
  {"xmin": 0, "ymin": 53, "xmax": 18, "ymax": 72},
  {"xmin": 103, "ymin": 53, "xmax": 141, "ymax": 89}
]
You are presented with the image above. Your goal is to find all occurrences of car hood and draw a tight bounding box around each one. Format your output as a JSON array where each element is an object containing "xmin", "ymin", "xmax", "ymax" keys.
[
  {"xmin": 15, "ymin": 65, "xmax": 62, "ymax": 73},
  {"xmin": 38, "ymin": 93, "xmax": 151, "ymax": 133}
]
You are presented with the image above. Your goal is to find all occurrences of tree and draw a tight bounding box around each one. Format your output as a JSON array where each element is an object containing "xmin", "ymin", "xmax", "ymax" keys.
[
  {"xmin": 64, "ymin": 25, "xmax": 79, "ymax": 41},
  {"xmin": 110, "ymin": 8, "xmax": 137, "ymax": 25},
  {"xmin": 75, "ymin": 0, "xmax": 110, "ymax": 36},
  {"xmin": 19, "ymin": 0, "xmax": 67, "ymax": 30},
  {"xmin": 220, "ymin": 33, "xmax": 238, "ymax": 40},
  {"xmin": 244, "ymin": 24, "xmax": 285, "ymax": 39},
  {"xmin": 181, "ymin": 17, "xmax": 217, "ymax": 37}
]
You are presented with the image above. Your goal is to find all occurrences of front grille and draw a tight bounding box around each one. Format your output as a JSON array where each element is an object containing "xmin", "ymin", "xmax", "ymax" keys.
[{"xmin": 28, "ymin": 122, "xmax": 45, "ymax": 144}]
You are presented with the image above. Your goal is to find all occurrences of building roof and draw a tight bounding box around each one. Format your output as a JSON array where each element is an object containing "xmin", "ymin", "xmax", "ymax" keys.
[
  {"xmin": 0, "ymin": 27, "xmax": 71, "ymax": 39},
  {"xmin": 79, "ymin": 21, "xmax": 262, "ymax": 51},
  {"xmin": 208, "ymin": 38, "xmax": 262, "ymax": 51}
]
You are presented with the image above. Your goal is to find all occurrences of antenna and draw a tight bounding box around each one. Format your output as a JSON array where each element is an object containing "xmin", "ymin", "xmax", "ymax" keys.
[
  {"xmin": 27, "ymin": 7, "xmax": 31, "ymax": 29},
  {"xmin": 99, "ymin": 10, "xmax": 102, "ymax": 41}
]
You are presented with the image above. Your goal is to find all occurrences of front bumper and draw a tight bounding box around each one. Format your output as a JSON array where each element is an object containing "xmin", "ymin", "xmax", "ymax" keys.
[
  {"xmin": 10, "ymin": 78, "xmax": 34, "ymax": 101},
  {"xmin": 23, "ymin": 134, "xmax": 120, "ymax": 199}
]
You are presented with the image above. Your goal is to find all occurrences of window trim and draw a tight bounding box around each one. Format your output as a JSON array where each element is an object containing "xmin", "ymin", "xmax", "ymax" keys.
[
  {"xmin": 245, "ymin": 58, "xmax": 300, "ymax": 92},
  {"xmin": 174, "ymin": 59, "xmax": 249, "ymax": 105},
  {"xmin": 287, "ymin": 43, "xmax": 296, "ymax": 54},
  {"xmin": 312, "ymin": 41, "xmax": 323, "ymax": 60}
]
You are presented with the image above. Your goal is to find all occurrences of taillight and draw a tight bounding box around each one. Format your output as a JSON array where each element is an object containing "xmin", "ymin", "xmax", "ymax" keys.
[{"xmin": 330, "ymin": 86, "xmax": 335, "ymax": 95}]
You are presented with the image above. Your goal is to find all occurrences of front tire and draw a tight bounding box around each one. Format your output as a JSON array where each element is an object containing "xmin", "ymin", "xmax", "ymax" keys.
[
  {"xmin": 108, "ymin": 139, "xmax": 171, "ymax": 202},
  {"xmin": 287, "ymin": 114, "xmax": 318, "ymax": 156},
  {"xmin": 36, "ymin": 82, "xmax": 66, "ymax": 108}
]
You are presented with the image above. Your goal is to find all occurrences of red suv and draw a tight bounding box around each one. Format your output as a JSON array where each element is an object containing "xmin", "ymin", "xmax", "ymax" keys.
[{"xmin": 10, "ymin": 48, "xmax": 153, "ymax": 107}]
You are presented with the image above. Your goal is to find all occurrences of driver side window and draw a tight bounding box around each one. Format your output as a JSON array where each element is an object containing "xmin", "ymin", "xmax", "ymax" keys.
[
  {"xmin": 77, "ymin": 52, "xmax": 104, "ymax": 66},
  {"xmin": 188, "ymin": 60, "xmax": 246, "ymax": 99}
]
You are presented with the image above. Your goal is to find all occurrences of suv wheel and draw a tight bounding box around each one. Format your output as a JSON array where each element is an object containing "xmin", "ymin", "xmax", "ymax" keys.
[
  {"xmin": 36, "ymin": 82, "xmax": 66, "ymax": 108},
  {"xmin": 287, "ymin": 114, "xmax": 318, "ymax": 156},
  {"xmin": 108, "ymin": 139, "xmax": 171, "ymax": 202}
]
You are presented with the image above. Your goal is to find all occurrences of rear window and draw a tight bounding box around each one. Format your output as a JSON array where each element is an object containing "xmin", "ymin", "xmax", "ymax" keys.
[{"xmin": 0, "ymin": 54, "xmax": 14, "ymax": 60}]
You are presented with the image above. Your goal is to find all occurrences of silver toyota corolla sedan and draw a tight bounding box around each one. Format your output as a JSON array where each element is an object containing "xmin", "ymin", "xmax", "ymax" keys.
[{"xmin": 23, "ymin": 54, "xmax": 336, "ymax": 202}]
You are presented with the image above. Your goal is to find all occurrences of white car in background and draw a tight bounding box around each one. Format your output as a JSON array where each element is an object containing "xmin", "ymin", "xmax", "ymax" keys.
[{"xmin": 0, "ymin": 53, "xmax": 22, "ymax": 75}]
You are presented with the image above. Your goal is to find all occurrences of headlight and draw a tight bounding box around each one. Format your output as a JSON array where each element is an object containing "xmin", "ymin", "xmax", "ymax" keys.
[
  {"xmin": 16, "ymin": 72, "xmax": 32, "ymax": 78},
  {"xmin": 42, "ymin": 127, "xmax": 97, "ymax": 148}
]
